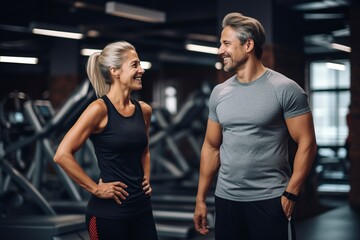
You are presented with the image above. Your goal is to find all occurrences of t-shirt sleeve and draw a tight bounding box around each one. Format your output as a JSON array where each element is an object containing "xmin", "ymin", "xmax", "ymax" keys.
[
  {"xmin": 282, "ymin": 81, "xmax": 311, "ymax": 119},
  {"xmin": 208, "ymin": 87, "xmax": 220, "ymax": 122}
]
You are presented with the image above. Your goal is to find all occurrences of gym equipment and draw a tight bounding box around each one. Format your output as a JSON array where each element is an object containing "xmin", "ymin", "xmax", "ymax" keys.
[
  {"xmin": 0, "ymin": 91, "xmax": 33, "ymax": 173},
  {"xmin": 0, "ymin": 215, "xmax": 88, "ymax": 240},
  {"xmin": 147, "ymin": 83, "xmax": 215, "ymax": 239},
  {"xmin": 149, "ymin": 83, "xmax": 210, "ymax": 182},
  {"xmin": 23, "ymin": 99, "xmax": 98, "ymax": 201},
  {"xmin": 1, "ymin": 80, "xmax": 97, "ymax": 201},
  {"xmin": 0, "ymin": 80, "xmax": 96, "ymax": 240}
]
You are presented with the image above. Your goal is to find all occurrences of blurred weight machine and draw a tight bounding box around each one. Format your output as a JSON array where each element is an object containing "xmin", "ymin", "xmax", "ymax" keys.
[
  {"xmin": 149, "ymin": 82, "xmax": 216, "ymax": 239},
  {"xmin": 0, "ymin": 80, "xmax": 96, "ymax": 239},
  {"xmin": 0, "ymin": 80, "xmax": 98, "ymax": 203},
  {"xmin": 149, "ymin": 82, "xmax": 211, "ymax": 184}
]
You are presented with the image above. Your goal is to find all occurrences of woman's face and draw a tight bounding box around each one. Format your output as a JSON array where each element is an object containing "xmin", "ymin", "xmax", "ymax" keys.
[{"xmin": 118, "ymin": 50, "xmax": 145, "ymax": 90}]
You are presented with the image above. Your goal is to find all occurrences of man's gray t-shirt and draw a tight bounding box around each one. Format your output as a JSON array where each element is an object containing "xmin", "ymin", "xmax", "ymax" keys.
[{"xmin": 209, "ymin": 69, "xmax": 310, "ymax": 201}]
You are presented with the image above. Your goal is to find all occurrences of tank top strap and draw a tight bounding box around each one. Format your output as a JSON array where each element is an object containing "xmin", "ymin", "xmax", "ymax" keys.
[
  {"xmin": 101, "ymin": 96, "xmax": 144, "ymax": 121},
  {"xmin": 131, "ymin": 98, "xmax": 145, "ymax": 121},
  {"xmin": 99, "ymin": 95, "xmax": 111, "ymax": 114}
]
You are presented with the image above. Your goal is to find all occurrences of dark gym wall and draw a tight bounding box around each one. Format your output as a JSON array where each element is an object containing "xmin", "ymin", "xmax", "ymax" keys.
[{"xmin": 349, "ymin": 1, "xmax": 360, "ymax": 210}]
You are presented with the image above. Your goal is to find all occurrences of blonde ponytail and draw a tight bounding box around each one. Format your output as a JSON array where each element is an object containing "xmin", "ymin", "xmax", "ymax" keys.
[
  {"xmin": 86, "ymin": 52, "xmax": 110, "ymax": 97},
  {"xmin": 86, "ymin": 41, "xmax": 135, "ymax": 98}
]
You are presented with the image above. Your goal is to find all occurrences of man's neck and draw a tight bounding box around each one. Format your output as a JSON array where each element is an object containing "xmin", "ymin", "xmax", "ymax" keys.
[{"xmin": 236, "ymin": 61, "xmax": 266, "ymax": 83}]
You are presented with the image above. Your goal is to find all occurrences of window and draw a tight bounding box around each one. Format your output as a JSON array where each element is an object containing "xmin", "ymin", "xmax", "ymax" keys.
[
  {"xmin": 152, "ymin": 81, "xmax": 178, "ymax": 115},
  {"xmin": 164, "ymin": 86, "xmax": 177, "ymax": 114},
  {"xmin": 309, "ymin": 59, "xmax": 350, "ymax": 158}
]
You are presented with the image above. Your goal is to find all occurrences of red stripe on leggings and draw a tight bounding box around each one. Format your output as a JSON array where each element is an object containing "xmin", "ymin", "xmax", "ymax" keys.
[{"xmin": 88, "ymin": 216, "xmax": 99, "ymax": 240}]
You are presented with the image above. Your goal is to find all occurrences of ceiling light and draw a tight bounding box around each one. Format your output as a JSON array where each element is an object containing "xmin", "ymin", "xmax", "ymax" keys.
[
  {"xmin": 326, "ymin": 62, "xmax": 346, "ymax": 71},
  {"xmin": 331, "ymin": 43, "xmax": 351, "ymax": 52},
  {"xmin": 74, "ymin": 1, "xmax": 87, "ymax": 8},
  {"xmin": 293, "ymin": 0, "xmax": 348, "ymax": 10},
  {"xmin": 140, "ymin": 61, "xmax": 152, "ymax": 70},
  {"xmin": 32, "ymin": 29, "xmax": 83, "ymax": 39},
  {"xmin": 105, "ymin": 2, "xmax": 165, "ymax": 23},
  {"xmin": 215, "ymin": 62, "xmax": 223, "ymax": 70},
  {"xmin": 81, "ymin": 48, "xmax": 152, "ymax": 69},
  {"xmin": 81, "ymin": 48, "xmax": 101, "ymax": 56},
  {"xmin": 30, "ymin": 22, "xmax": 83, "ymax": 40},
  {"xmin": 303, "ymin": 13, "xmax": 343, "ymax": 20},
  {"xmin": 0, "ymin": 56, "xmax": 38, "ymax": 64},
  {"xmin": 185, "ymin": 43, "xmax": 218, "ymax": 55},
  {"xmin": 86, "ymin": 30, "xmax": 100, "ymax": 38}
]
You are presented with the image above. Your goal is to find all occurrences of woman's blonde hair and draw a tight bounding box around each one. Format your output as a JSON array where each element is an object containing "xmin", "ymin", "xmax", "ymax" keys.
[{"xmin": 86, "ymin": 41, "xmax": 136, "ymax": 97}]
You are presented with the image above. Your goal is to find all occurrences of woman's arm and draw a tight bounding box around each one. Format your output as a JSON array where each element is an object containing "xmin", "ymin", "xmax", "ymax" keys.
[
  {"xmin": 140, "ymin": 101, "xmax": 153, "ymax": 195},
  {"xmin": 54, "ymin": 99, "xmax": 128, "ymax": 204}
]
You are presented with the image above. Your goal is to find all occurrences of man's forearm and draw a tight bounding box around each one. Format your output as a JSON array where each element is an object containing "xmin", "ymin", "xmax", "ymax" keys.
[
  {"xmin": 196, "ymin": 147, "xmax": 220, "ymax": 202},
  {"xmin": 286, "ymin": 141, "xmax": 317, "ymax": 195}
]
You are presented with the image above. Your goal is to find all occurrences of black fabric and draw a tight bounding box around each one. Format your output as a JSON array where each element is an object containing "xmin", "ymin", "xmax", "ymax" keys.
[
  {"xmin": 86, "ymin": 210, "xmax": 158, "ymax": 240},
  {"xmin": 86, "ymin": 96, "xmax": 151, "ymax": 219},
  {"xmin": 214, "ymin": 196, "xmax": 296, "ymax": 240}
]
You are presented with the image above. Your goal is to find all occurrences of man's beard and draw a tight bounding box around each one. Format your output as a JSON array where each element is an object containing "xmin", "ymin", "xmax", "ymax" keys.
[
  {"xmin": 224, "ymin": 63, "xmax": 234, "ymax": 72},
  {"xmin": 223, "ymin": 57, "xmax": 245, "ymax": 72},
  {"xmin": 223, "ymin": 59, "xmax": 237, "ymax": 72}
]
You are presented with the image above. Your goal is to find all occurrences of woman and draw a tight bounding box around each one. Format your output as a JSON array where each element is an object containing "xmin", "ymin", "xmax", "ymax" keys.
[{"xmin": 54, "ymin": 41, "xmax": 158, "ymax": 240}]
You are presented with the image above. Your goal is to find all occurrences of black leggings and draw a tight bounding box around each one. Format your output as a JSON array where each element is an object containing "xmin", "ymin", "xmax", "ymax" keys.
[
  {"xmin": 215, "ymin": 196, "xmax": 296, "ymax": 240},
  {"xmin": 86, "ymin": 211, "xmax": 158, "ymax": 240}
]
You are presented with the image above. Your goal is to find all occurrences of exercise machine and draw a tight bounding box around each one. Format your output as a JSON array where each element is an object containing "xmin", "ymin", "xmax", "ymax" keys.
[{"xmin": 0, "ymin": 80, "xmax": 96, "ymax": 240}]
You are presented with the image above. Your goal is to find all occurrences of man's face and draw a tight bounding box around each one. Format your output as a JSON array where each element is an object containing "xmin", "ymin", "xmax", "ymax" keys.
[{"xmin": 218, "ymin": 26, "xmax": 248, "ymax": 72}]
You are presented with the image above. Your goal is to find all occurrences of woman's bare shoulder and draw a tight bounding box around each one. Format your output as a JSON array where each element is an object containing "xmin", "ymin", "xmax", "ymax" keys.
[
  {"xmin": 139, "ymin": 101, "xmax": 152, "ymax": 115},
  {"xmin": 82, "ymin": 98, "xmax": 107, "ymax": 119}
]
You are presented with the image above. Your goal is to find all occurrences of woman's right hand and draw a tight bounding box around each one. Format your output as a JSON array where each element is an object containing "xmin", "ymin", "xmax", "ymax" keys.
[{"xmin": 95, "ymin": 178, "xmax": 129, "ymax": 204}]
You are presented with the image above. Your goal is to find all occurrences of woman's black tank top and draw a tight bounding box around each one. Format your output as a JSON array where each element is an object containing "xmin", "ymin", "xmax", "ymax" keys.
[{"xmin": 86, "ymin": 95, "xmax": 151, "ymax": 219}]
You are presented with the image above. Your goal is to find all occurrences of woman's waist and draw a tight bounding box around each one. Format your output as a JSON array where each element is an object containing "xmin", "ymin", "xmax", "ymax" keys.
[{"xmin": 86, "ymin": 194, "xmax": 152, "ymax": 219}]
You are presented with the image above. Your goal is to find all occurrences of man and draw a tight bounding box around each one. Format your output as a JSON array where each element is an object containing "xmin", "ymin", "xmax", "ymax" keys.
[{"xmin": 193, "ymin": 12, "xmax": 317, "ymax": 240}]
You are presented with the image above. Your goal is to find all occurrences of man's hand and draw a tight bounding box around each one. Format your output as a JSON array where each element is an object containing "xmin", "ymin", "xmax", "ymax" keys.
[
  {"xmin": 193, "ymin": 201, "xmax": 210, "ymax": 235},
  {"xmin": 281, "ymin": 196, "xmax": 296, "ymax": 219}
]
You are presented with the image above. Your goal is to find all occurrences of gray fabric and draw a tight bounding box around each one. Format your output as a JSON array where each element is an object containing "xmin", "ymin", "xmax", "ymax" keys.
[{"xmin": 209, "ymin": 69, "xmax": 310, "ymax": 201}]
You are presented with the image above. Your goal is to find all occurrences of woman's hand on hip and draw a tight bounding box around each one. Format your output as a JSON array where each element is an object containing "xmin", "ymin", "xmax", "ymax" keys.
[
  {"xmin": 142, "ymin": 176, "xmax": 152, "ymax": 196},
  {"xmin": 95, "ymin": 178, "xmax": 128, "ymax": 204}
]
